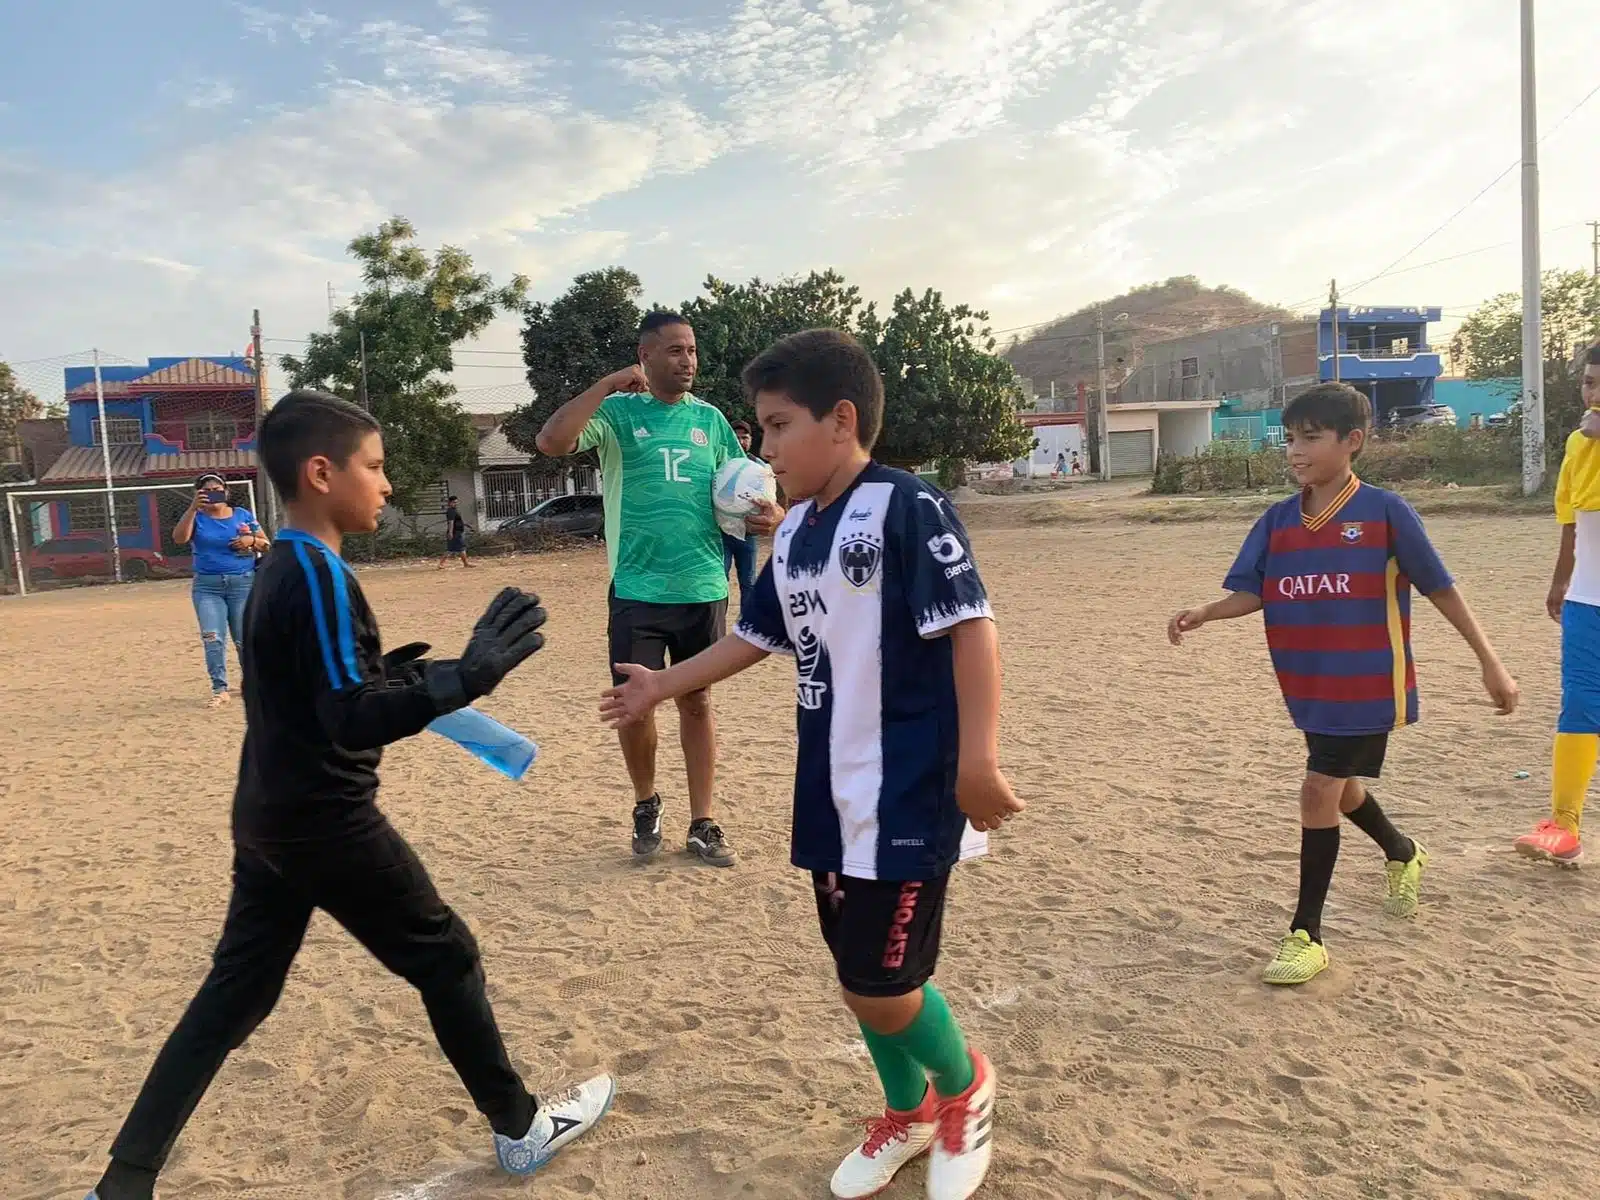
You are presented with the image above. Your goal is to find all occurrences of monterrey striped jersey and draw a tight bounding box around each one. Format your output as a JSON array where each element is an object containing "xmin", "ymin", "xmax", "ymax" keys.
[
  {"xmin": 735, "ymin": 463, "xmax": 993, "ymax": 881},
  {"xmin": 1223, "ymin": 477, "xmax": 1453, "ymax": 735}
]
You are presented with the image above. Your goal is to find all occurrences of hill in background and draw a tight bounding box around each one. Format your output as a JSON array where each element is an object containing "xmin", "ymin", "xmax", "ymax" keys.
[{"xmin": 1002, "ymin": 276, "xmax": 1295, "ymax": 395}]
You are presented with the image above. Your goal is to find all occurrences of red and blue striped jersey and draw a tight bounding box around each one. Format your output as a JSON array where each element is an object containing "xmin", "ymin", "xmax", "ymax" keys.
[{"xmin": 1224, "ymin": 478, "xmax": 1453, "ymax": 735}]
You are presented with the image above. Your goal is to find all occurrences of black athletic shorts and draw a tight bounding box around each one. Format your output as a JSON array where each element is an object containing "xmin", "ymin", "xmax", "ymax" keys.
[
  {"xmin": 607, "ymin": 586, "xmax": 727, "ymax": 687},
  {"xmin": 1304, "ymin": 732, "xmax": 1389, "ymax": 779},
  {"xmin": 813, "ymin": 871, "xmax": 949, "ymax": 998}
]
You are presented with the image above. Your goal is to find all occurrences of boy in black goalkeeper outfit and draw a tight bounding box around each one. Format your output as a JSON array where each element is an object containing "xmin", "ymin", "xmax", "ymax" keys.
[{"xmin": 86, "ymin": 390, "xmax": 613, "ymax": 1200}]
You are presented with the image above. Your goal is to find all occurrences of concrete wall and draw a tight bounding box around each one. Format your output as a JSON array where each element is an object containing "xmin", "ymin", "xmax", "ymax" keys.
[
  {"xmin": 1014, "ymin": 422, "xmax": 1086, "ymax": 476},
  {"xmin": 1118, "ymin": 320, "xmax": 1317, "ymax": 411},
  {"xmin": 1436, "ymin": 378, "xmax": 1518, "ymax": 427},
  {"xmin": 1106, "ymin": 408, "xmax": 1158, "ymax": 435},
  {"xmin": 1158, "ymin": 408, "xmax": 1213, "ymax": 456}
]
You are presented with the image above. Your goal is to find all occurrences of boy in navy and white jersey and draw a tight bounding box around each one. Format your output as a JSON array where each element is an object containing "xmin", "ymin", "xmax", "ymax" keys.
[{"xmin": 603, "ymin": 328, "xmax": 1021, "ymax": 1200}]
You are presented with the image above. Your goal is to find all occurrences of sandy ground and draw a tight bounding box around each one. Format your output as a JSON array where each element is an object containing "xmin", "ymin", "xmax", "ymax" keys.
[{"xmin": 2, "ymin": 513, "xmax": 1598, "ymax": 1200}]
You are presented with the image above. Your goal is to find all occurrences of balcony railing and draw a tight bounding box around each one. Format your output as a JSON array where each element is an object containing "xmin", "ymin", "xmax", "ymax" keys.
[
  {"xmin": 148, "ymin": 418, "xmax": 256, "ymax": 452},
  {"xmin": 1338, "ymin": 345, "xmax": 1435, "ymax": 359}
]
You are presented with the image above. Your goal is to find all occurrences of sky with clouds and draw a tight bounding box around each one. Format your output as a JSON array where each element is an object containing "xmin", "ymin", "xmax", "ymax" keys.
[{"xmin": 0, "ymin": 0, "xmax": 1595, "ymax": 395}]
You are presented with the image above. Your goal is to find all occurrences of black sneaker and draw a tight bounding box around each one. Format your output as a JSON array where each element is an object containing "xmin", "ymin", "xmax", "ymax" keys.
[
  {"xmin": 687, "ymin": 818, "xmax": 737, "ymax": 867},
  {"xmin": 632, "ymin": 795, "xmax": 663, "ymax": 858}
]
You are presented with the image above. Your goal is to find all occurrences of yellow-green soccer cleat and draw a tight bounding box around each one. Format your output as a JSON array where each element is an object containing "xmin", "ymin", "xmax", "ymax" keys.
[
  {"xmin": 1383, "ymin": 841, "xmax": 1429, "ymax": 919},
  {"xmin": 1263, "ymin": 930, "xmax": 1329, "ymax": 985}
]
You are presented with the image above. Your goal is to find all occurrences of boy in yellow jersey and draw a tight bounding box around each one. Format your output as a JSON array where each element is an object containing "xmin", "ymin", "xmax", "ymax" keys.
[{"xmin": 1516, "ymin": 343, "xmax": 1600, "ymax": 866}]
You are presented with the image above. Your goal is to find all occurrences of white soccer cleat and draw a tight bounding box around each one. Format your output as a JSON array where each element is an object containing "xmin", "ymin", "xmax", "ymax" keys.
[
  {"xmin": 926, "ymin": 1052, "xmax": 996, "ymax": 1200},
  {"xmin": 831, "ymin": 1089, "xmax": 937, "ymax": 1198},
  {"xmin": 494, "ymin": 1073, "xmax": 615, "ymax": 1176}
]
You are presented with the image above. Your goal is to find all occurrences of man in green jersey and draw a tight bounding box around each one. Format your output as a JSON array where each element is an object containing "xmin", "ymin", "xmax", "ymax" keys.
[{"xmin": 537, "ymin": 312, "xmax": 783, "ymax": 865}]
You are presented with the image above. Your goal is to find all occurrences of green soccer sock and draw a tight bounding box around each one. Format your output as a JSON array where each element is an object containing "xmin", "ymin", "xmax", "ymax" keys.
[
  {"xmin": 889, "ymin": 984, "xmax": 975, "ymax": 1098},
  {"xmin": 859, "ymin": 1021, "xmax": 930, "ymax": 1112}
]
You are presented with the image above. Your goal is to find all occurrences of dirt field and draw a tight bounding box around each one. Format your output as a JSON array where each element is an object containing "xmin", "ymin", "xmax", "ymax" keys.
[{"xmin": 2, "ymin": 513, "xmax": 1597, "ymax": 1200}]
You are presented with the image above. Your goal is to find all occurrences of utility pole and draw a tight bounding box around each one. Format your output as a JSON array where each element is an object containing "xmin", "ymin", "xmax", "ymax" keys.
[
  {"xmin": 92, "ymin": 348, "xmax": 122, "ymax": 583},
  {"xmin": 1329, "ymin": 280, "xmax": 1341, "ymax": 382},
  {"xmin": 1095, "ymin": 307, "xmax": 1112, "ymax": 481},
  {"xmin": 251, "ymin": 309, "xmax": 277, "ymax": 533},
  {"xmin": 1520, "ymin": 0, "xmax": 1545, "ymax": 495},
  {"xmin": 327, "ymin": 281, "xmax": 337, "ymax": 320},
  {"xmin": 358, "ymin": 331, "xmax": 371, "ymax": 410},
  {"xmin": 1589, "ymin": 220, "xmax": 1599, "ymax": 279}
]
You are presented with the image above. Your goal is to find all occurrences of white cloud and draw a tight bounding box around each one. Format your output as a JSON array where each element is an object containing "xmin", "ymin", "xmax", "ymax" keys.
[
  {"xmin": 4, "ymin": 0, "xmax": 1598, "ymax": 369},
  {"xmin": 234, "ymin": 4, "xmax": 335, "ymax": 44}
]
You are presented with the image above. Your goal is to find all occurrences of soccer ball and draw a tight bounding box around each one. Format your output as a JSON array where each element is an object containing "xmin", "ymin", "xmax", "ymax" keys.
[{"xmin": 712, "ymin": 457, "xmax": 777, "ymax": 538}]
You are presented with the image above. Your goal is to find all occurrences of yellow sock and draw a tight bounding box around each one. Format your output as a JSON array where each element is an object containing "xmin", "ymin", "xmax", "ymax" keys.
[{"xmin": 1550, "ymin": 733, "xmax": 1598, "ymax": 836}]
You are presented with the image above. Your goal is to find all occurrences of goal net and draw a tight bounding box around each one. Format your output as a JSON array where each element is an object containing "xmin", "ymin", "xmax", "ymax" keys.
[{"xmin": 5, "ymin": 478, "xmax": 258, "ymax": 595}]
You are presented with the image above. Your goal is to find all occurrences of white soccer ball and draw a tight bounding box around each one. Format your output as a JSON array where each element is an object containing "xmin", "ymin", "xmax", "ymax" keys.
[{"xmin": 712, "ymin": 456, "xmax": 777, "ymax": 537}]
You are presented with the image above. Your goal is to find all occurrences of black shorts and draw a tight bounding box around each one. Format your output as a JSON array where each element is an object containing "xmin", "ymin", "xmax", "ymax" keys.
[
  {"xmin": 813, "ymin": 871, "xmax": 949, "ymax": 997},
  {"xmin": 1305, "ymin": 732, "xmax": 1389, "ymax": 779},
  {"xmin": 446, "ymin": 536, "xmax": 466, "ymax": 553},
  {"xmin": 607, "ymin": 586, "xmax": 726, "ymax": 686}
]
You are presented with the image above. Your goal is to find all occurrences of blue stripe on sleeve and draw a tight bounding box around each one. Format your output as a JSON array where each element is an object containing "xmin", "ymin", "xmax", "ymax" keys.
[
  {"xmin": 292, "ymin": 541, "xmax": 341, "ymax": 690},
  {"xmin": 320, "ymin": 546, "xmax": 365, "ymax": 688}
]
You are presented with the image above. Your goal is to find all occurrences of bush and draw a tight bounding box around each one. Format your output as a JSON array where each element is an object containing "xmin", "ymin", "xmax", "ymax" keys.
[
  {"xmin": 1152, "ymin": 425, "xmax": 1519, "ymax": 495},
  {"xmin": 1151, "ymin": 441, "xmax": 1288, "ymax": 494},
  {"xmin": 1358, "ymin": 424, "xmax": 1519, "ymax": 487}
]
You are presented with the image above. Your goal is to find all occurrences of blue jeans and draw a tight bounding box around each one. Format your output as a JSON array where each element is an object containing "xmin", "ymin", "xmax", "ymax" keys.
[
  {"xmin": 193, "ymin": 572, "xmax": 253, "ymax": 693},
  {"xmin": 723, "ymin": 533, "xmax": 757, "ymax": 605}
]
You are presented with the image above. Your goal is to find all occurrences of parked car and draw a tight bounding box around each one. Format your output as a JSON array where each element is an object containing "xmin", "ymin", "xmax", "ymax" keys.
[
  {"xmin": 497, "ymin": 494, "xmax": 604, "ymax": 544},
  {"xmin": 1382, "ymin": 404, "xmax": 1456, "ymax": 432},
  {"xmin": 1484, "ymin": 400, "xmax": 1519, "ymax": 429},
  {"xmin": 27, "ymin": 536, "xmax": 167, "ymax": 581}
]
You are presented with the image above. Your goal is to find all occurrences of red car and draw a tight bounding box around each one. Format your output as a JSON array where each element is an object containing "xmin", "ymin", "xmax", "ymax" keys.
[{"xmin": 26, "ymin": 537, "xmax": 168, "ymax": 581}]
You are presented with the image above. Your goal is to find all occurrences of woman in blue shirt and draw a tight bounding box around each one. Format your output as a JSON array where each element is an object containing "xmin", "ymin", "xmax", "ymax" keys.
[{"xmin": 174, "ymin": 473, "xmax": 268, "ymax": 707}]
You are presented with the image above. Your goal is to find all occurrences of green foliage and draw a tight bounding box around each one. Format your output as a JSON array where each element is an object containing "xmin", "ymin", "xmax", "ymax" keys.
[
  {"xmin": 279, "ymin": 216, "xmax": 528, "ymax": 510},
  {"xmin": 679, "ymin": 271, "xmax": 1031, "ymax": 467},
  {"xmin": 1451, "ymin": 269, "xmax": 1599, "ymax": 467},
  {"xmin": 679, "ymin": 270, "xmax": 876, "ymax": 427},
  {"xmin": 0, "ymin": 360, "xmax": 45, "ymax": 459},
  {"xmin": 502, "ymin": 268, "xmax": 646, "ymax": 459},
  {"xmin": 512, "ymin": 266, "xmax": 1033, "ymax": 471},
  {"xmin": 874, "ymin": 287, "xmax": 1033, "ymax": 468},
  {"xmin": 1152, "ymin": 426, "xmax": 1520, "ymax": 495},
  {"xmin": 1452, "ymin": 269, "xmax": 1600, "ymax": 380}
]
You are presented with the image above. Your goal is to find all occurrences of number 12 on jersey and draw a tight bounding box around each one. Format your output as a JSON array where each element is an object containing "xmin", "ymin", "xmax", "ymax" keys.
[{"xmin": 660, "ymin": 447, "xmax": 691, "ymax": 483}]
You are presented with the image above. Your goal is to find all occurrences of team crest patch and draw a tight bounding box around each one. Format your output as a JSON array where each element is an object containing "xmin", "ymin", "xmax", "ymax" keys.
[
  {"xmin": 838, "ymin": 532, "xmax": 883, "ymax": 587},
  {"xmin": 1340, "ymin": 522, "xmax": 1363, "ymax": 544},
  {"xmin": 691, "ymin": 427, "xmax": 708, "ymax": 446}
]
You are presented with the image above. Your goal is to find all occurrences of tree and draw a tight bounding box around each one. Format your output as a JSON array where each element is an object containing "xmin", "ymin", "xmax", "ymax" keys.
[
  {"xmin": 279, "ymin": 217, "xmax": 528, "ymax": 511},
  {"xmin": 1452, "ymin": 269, "xmax": 1600, "ymax": 462},
  {"xmin": 0, "ymin": 360, "xmax": 45, "ymax": 462},
  {"xmin": 873, "ymin": 288, "xmax": 1033, "ymax": 471},
  {"xmin": 501, "ymin": 268, "xmax": 646, "ymax": 458},
  {"xmin": 680, "ymin": 269, "xmax": 877, "ymax": 427},
  {"xmin": 679, "ymin": 271, "xmax": 1030, "ymax": 470}
]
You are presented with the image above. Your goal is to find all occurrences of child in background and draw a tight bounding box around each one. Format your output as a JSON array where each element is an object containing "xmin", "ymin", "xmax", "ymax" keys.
[
  {"xmin": 1516, "ymin": 343, "xmax": 1600, "ymax": 865},
  {"xmin": 1170, "ymin": 382, "xmax": 1517, "ymax": 985},
  {"xmin": 602, "ymin": 329, "xmax": 1021, "ymax": 1200}
]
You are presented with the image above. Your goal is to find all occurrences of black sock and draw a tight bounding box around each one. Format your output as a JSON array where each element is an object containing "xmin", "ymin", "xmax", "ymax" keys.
[
  {"xmin": 1290, "ymin": 826, "xmax": 1340, "ymax": 943},
  {"xmin": 1344, "ymin": 791, "xmax": 1414, "ymax": 863},
  {"xmin": 95, "ymin": 1159, "xmax": 158, "ymax": 1200}
]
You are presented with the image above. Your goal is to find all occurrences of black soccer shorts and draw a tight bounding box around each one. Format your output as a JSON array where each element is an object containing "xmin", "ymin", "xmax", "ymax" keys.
[
  {"xmin": 813, "ymin": 870, "xmax": 950, "ymax": 998},
  {"xmin": 606, "ymin": 586, "xmax": 727, "ymax": 687}
]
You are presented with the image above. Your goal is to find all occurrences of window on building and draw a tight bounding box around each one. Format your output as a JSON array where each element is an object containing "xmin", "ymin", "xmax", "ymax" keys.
[
  {"xmin": 66, "ymin": 494, "xmax": 142, "ymax": 532},
  {"xmin": 185, "ymin": 411, "xmax": 240, "ymax": 451},
  {"xmin": 90, "ymin": 417, "xmax": 145, "ymax": 446},
  {"xmin": 1180, "ymin": 357, "xmax": 1199, "ymax": 379}
]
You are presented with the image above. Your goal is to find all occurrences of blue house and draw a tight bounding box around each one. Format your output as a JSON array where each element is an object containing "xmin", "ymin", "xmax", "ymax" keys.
[
  {"xmin": 1319, "ymin": 306, "xmax": 1444, "ymax": 421},
  {"xmin": 29, "ymin": 356, "xmax": 261, "ymax": 568}
]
